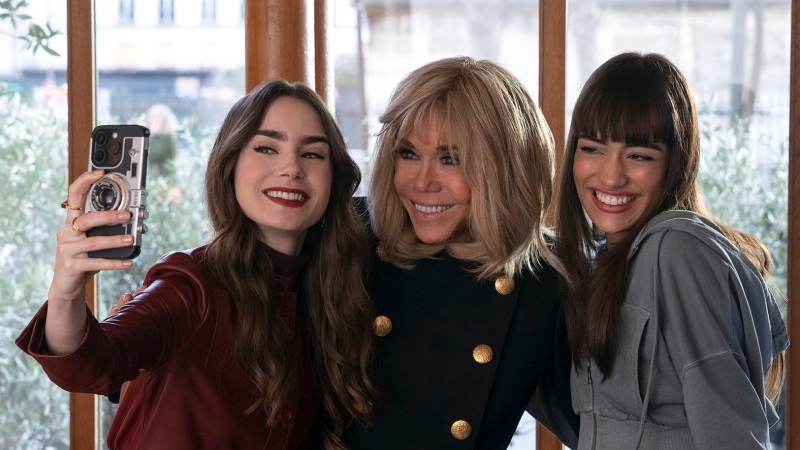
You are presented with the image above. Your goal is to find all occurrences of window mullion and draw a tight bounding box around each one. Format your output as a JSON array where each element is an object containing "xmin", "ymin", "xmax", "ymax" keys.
[{"xmin": 66, "ymin": 0, "xmax": 97, "ymax": 448}]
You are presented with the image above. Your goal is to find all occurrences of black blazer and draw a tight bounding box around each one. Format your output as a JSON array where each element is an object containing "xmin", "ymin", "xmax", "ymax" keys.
[{"xmin": 347, "ymin": 202, "xmax": 577, "ymax": 449}]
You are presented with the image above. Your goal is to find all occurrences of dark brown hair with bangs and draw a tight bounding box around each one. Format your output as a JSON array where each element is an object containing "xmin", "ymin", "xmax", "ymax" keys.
[{"xmin": 555, "ymin": 53, "xmax": 783, "ymax": 400}]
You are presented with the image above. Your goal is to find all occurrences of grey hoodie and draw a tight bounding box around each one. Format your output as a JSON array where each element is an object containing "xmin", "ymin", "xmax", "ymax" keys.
[{"xmin": 571, "ymin": 210, "xmax": 788, "ymax": 450}]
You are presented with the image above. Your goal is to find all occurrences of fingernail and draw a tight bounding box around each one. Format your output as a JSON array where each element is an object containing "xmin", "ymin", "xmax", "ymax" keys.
[
  {"xmin": 122, "ymin": 260, "xmax": 133, "ymax": 267},
  {"xmin": 122, "ymin": 235, "xmax": 134, "ymax": 243},
  {"xmin": 118, "ymin": 212, "xmax": 131, "ymax": 220}
]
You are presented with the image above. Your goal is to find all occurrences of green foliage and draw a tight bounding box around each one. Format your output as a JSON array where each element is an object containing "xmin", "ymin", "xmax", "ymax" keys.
[
  {"xmin": 0, "ymin": 93, "xmax": 70, "ymax": 449},
  {"xmin": 0, "ymin": 0, "xmax": 61, "ymax": 56},
  {"xmin": 698, "ymin": 110, "xmax": 789, "ymax": 294},
  {"xmin": 0, "ymin": 91, "xmax": 215, "ymax": 448}
]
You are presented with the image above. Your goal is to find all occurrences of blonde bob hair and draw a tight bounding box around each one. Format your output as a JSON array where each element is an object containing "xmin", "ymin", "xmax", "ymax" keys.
[{"xmin": 368, "ymin": 56, "xmax": 560, "ymax": 279}]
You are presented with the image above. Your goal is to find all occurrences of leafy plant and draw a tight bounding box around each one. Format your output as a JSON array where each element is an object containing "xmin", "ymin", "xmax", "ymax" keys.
[
  {"xmin": 0, "ymin": 92, "xmax": 216, "ymax": 447},
  {"xmin": 0, "ymin": 0, "xmax": 61, "ymax": 56},
  {"xmin": 0, "ymin": 92, "xmax": 70, "ymax": 449},
  {"xmin": 698, "ymin": 108, "xmax": 789, "ymax": 295}
]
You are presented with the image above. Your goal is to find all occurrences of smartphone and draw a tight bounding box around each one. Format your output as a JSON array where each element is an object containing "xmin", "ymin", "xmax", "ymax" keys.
[{"xmin": 84, "ymin": 124, "xmax": 150, "ymax": 259}]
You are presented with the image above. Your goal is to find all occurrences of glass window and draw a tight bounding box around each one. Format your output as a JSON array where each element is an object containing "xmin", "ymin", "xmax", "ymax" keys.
[
  {"xmin": 160, "ymin": 0, "xmax": 175, "ymax": 25},
  {"xmin": 566, "ymin": 0, "xmax": 791, "ymax": 448},
  {"xmin": 203, "ymin": 0, "xmax": 217, "ymax": 24},
  {"xmin": 94, "ymin": 0, "xmax": 245, "ymax": 443},
  {"xmin": 120, "ymin": 0, "xmax": 135, "ymax": 24},
  {"xmin": 0, "ymin": 1, "xmax": 70, "ymax": 448}
]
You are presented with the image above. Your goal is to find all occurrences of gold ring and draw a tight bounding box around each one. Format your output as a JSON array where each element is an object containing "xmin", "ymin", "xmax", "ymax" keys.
[
  {"xmin": 71, "ymin": 217, "xmax": 82, "ymax": 233},
  {"xmin": 61, "ymin": 199, "xmax": 83, "ymax": 211}
]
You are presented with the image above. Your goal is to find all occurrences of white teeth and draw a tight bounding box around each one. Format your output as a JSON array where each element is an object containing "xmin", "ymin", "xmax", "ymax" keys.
[
  {"xmin": 414, "ymin": 203, "xmax": 453, "ymax": 214},
  {"xmin": 596, "ymin": 191, "xmax": 634, "ymax": 206},
  {"xmin": 266, "ymin": 190, "xmax": 307, "ymax": 201}
]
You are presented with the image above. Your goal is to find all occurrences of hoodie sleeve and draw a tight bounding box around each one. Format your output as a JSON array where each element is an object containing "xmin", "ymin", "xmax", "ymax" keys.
[{"xmin": 654, "ymin": 229, "xmax": 777, "ymax": 449}]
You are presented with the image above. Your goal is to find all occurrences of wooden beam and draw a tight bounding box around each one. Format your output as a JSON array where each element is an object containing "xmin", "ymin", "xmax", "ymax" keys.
[
  {"xmin": 538, "ymin": 1, "xmax": 566, "ymax": 447},
  {"xmin": 539, "ymin": 0, "xmax": 567, "ymax": 165},
  {"xmin": 315, "ymin": 0, "xmax": 331, "ymax": 105},
  {"xmin": 245, "ymin": 0, "xmax": 309, "ymax": 91},
  {"xmin": 66, "ymin": 0, "xmax": 97, "ymax": 448},
  {"xmin": 785, "ymin": 0, "xmax": 799, "ymax": 447}
]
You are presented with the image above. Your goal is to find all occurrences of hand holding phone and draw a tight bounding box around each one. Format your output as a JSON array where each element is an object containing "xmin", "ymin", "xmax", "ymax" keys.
[{"xmin": 85, "ymin": 125, "xmax": 150, "ymax": 259}]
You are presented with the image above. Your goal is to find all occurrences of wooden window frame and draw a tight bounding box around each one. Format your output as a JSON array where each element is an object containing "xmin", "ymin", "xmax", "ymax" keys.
[{"xmin": 64, "ymin": 0, "xmax": 799, "ymax": 448}]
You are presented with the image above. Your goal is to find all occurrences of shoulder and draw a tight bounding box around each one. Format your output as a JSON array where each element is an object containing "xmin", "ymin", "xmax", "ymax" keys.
[
  {"xmin": 143, "ymin": 246, "xmax": 224, "ymax": 290},
  {"xmin": 631, "ymin": 210, "xmax": 737, "ymax": 268}
]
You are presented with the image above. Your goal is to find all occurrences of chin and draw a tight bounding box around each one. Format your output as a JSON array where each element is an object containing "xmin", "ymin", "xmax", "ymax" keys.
[
  {"xmin": 412, "ymin": 230, "xmax": 447, "ymax": 245},
  {"xmin": 416, "ymin": 236, "xmax": 445, "ymax": 245}
]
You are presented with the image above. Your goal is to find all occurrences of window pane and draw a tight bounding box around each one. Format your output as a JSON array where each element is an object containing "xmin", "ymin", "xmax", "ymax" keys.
[
  {"xmin": 94, "ymin": 0, "xmax": 245, "ymax": 445},
  {"xmin": 0, "ymin": 1, "xmax": 70, "ymax": 448},
  {"xmin": 331, "ymin": 0, "xmax": 542, "ymax": 446},
  {"xmin": 566, "ymin": 1, "xmax": 791, "ymax": 448}
]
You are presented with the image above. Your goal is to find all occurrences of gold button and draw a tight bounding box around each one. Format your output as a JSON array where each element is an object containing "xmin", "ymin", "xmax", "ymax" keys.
[
  {"xmin": 472, "ymin": 344, "xmax": 493, "ymax": 364},
  {"xmin": 373, "ymin": 315, "xmax": 392, "ymax": 337},
  {"xmin": 376, "ymin": 244, "xmax": 388, "ymax": 261},
  {"xmin": 494, "ymin": 275, "xmax": 515, "ymax": 295},
  {"xmin": 451, "ymin": 420, "xmax": 472, "ymax": 440}
]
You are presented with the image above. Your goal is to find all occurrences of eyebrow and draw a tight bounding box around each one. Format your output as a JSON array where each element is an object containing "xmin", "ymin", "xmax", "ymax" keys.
[
  {"xmin": 578, "ymin": 134, "xmax": 664, "ymax": 152},
  {"xmin": 255, "ymin": 129, "xmax": 330, "ymax": 146}
]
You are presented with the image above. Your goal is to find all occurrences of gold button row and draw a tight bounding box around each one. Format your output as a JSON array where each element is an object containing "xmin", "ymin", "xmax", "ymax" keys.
[
  {"xmin": 372, "ymin": 251, "xmax": 507, "ymax": 441},
  {"xmin": 373, "ymin": 317, "xmax": 494, "ymax": 362}
]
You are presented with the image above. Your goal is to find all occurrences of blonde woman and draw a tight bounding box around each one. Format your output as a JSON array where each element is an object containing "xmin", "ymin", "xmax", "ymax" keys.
[{"xmin": 347, "ymin": 57, "xmax": 578, "ymax": 449}]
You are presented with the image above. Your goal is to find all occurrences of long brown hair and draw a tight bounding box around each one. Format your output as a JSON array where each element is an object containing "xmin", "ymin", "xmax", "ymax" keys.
[
  {"xmin": 203, "ymin": 79, "xmax": 377, "ymax": 448},
  {"xmin": 369, "ymin": 56, "xmax": 562, "ymax": 280},
  {"xmin": 555, "ymin": 52, "xmax": 784, "ymax": 400}
]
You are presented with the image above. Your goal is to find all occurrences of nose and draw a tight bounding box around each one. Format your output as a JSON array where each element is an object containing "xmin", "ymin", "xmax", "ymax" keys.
[
  {"xmin": 598, "ymin": 156, "xmax": 626, "ymax": 187},
  {"xmin": 279, "ymin": 152, "xmax": 304, "ymax": 179},
  {"xmin": 412, "ymin": 161, "xmax": 441, "ymax": 192}
]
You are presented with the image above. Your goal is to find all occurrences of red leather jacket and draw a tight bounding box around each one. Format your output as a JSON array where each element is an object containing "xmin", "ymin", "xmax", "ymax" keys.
[{"xmin": 16, "ymin": 246, "xmax": 320, "ymax": 450}]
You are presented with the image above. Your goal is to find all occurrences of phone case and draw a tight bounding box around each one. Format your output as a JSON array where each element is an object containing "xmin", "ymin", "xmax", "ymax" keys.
[{"xmin": 85, "ymin": 124, "xmax": 150, "ymax": 259}]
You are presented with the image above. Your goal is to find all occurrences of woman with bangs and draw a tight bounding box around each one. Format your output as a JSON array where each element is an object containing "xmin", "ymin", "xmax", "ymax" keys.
[
  {"xmin": 555, "ymin": 51, "xmax": 787, "ymax": 449},
  {"xmin": 347, "ymin": 56, "xmax": 578, "ymax": 449}
]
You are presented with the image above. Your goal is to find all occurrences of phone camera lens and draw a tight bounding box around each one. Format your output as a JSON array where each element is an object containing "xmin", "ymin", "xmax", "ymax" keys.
[
  {"xmin": 95, "ymin": 131, "xmax": 109, "ymax": 146},
  {"xmin": 93, "ymin": 148, "xmax": 107, "ymax": 164},
  {"xmin": 108, "ymin": 139, "xmax": 121, "ymax": 155}
]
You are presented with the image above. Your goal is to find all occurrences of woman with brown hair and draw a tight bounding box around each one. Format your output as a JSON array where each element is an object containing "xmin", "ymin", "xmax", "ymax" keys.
[
  {"xmin": 17, "ymin": 79, "xmax": 377, "ymax": 449},
  {"xmin": 556, "ymin": 52, "xmax": 788, "ymax": 449}
]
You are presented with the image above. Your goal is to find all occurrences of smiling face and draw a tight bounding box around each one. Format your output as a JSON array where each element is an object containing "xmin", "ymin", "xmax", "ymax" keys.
[
  {"xmin": 234, "ymin": 96, "xmax": 332, "ymax": 255},
  {"xmin": 572, "ymin": 136, "xmax": 669, "ymax": 246},
  {"xmin": 392, "ymin": 120, "xmax": 471, "ymax": 244}
]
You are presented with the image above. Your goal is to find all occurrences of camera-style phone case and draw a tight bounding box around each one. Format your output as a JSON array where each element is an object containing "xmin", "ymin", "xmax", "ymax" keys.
[{"xmin": 85, "ymin": 124, "xmax": 150, "ymax": 259}]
